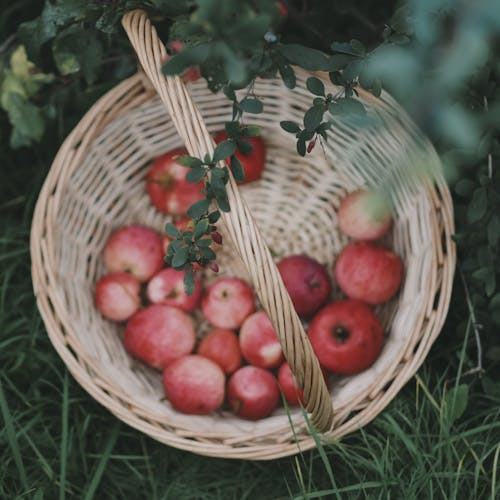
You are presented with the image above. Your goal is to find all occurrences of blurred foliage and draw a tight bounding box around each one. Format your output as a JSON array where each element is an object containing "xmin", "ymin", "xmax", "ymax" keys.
[{"xmin": 0, "ymin": 0, "xmax": 499, "ymax": 369}]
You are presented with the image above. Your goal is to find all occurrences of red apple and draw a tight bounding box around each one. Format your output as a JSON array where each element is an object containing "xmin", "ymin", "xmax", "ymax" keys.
[
  {"xmin": 277, "ymin": 362, "xmax": 328, "ymax": 406},
  {"xmin": 277, "ymin": 362, "xmax": 304, "ymax": 406},
  {"xmin": 277, "ymin": 255, "xmax": 331, "ymax": 317},
  {"xmin": 146, "ymin": 148, "xmax": 204, "ymax": 215},
  {"xmin": 94, "ymin": 272, "xmax": 141, "ymax": 322},
  {"xmin": 239, "ymin": 311, "xmax": 284, "ymax": 369},
  {"xmin": 103, "ymin": 225, "xmax": 164, "ymax": 282},
  {"xmin": 197, "ymin": 329, "xmax": 242, "ymax": 374},
  {"xmin": 227, "ymin": 366, "xmax": 280, "ymax": 420},
  {"xmin": 338, "ymin": 189, "xmax": 392, "ymax": 241},
  {"xmin": 334, "ymin": 242, "xmax": 403, "ymax": 304},
  {"xmin": 215, "ymin": 132, "xmax": 265, "ymax": 184},
  {"xmin": 201, "ymin": 277, "xmax": 255, "ymax": 329},
  {"xmin": 124, "ymin": 304, "xmax": 195, "ymax": 370},
  {"xmin": 146, "ymin": 268, "xmax": 202, "ymax": 313},
  {"xmin": 308, "ymin": 299, "xmax": 383, "ymax": 374},
  {"xmin": 163, "ymin": 355, "xmax": 225, "ymax": 415}
]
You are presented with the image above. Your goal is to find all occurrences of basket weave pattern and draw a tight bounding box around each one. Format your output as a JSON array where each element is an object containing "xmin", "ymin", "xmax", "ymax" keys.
[{"xmin": 30, "ymin": 11, "xmax": 455, "ymax": 459}]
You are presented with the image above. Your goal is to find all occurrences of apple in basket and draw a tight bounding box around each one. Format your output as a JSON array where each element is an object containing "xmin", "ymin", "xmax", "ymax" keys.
[
  {"xmin": 308, "ymin": 299, "xmax": 383, "ymax": 374},
  {"xmin": 103, "ymin": 224, "xmax": 164, "ymax": 282},
  {"xmin": 146, "ymin": 148, "xmax": 204, "ymax": 215},
  {"xmin": 334, "ymin": 241, "xmax": 403, "ymax": 304},
  {"xmin": 197, "ymin": 329, "xmax": 242, "ymax": 374},
  {"xmin": 338, "ymin": 189, "xmax": 393, "ymax": 241},
  {"xmin": 214, "ymin": 131, "xmax": 266, "ymax": 184},
  {"xmin": 239, "ymin": 311, "xmax": 284, "ymax": 369},
  {"xmin": 124, "ymin": 304, "xmax": 196, "ymax": 370},
  {"xmin": 146, "ymin": 268, "xmax": 203, "ymax": 313},
  {"xmin": 94, "ymin": 272, "xmax": 141, "ymax": 322},
  {"xmin": 201, "ymin": 277, "xmax": 255, "ymax": 329},
  {"xmin": 277, "ymin": 361, "xmax": 305, "ymax": 406},
  {"xmin": 277, "ymin": 255, "xmax": 331, "ymax": 317},
  {"xmin": 277, "ymin": 362, "xmax": 329, "ymax": 406},
  {"xmin": 163, "ymin": 355, "xmax": 225, "ymax": 415},
  {"xmin": 227, "ymin": 366, "xmax": 280, "ymax": 420}
]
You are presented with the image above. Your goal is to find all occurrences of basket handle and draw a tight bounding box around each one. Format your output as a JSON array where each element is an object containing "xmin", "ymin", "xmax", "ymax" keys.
[{"xmin": 121, "ymin": 9, "xmax": 333, "ymax": 432}]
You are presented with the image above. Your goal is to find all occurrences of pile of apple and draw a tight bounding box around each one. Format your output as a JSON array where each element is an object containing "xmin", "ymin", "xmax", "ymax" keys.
[{"xmin": 93, "ymin": 131, "xmax": 404, "ymax": 420}]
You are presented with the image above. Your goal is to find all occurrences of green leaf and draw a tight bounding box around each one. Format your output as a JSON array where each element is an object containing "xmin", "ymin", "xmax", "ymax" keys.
[
  {"xmin": 196, "ymin": 238, "xmax": 213, "ymax": 247},
  {"xmin": 280, "ymin": 121, "xmax": 301, "ymax": 134},
  {"xmin": 230, "ymin": 155, "xmax": 245, "ymax": 182},
  {"xmin": 443, "ymin": 384, "xmax": 469, "ymax": 426},
  {"xmin": 219, "ymin": 44, "xmax": 248, "ymax": 87},
  {"xmin": 327, "ymin": 54, "xmax": 353, "ymax": 71},
  {"xmin": 331, "ymin": 40, "xmax": 365, "ymax": 56},
  {"xmin": 211, "ymin": 168, "xmax": 226, "ymax": 181},
  {"xmin": 278, "ymin": 63, "xmax": 296, "ymax": 89},
  {"xmin": 3, "ymin": 93, "xmax": 45, "ymax": 142},
  {"xmin": 329, "ymin": 97, "xmax": 366, "ymax": 117},
  {"xmin": 208, "ymin": 210, "xmax": 221, "ymax": 223},
  {"xmin": 172, "ymin": 247, "xmax": 188, "ymax": 268},
  {"xmin": 236, "ymin": 139, "xmax": 253, "ymax": 155},
  {"xmin": 297, "ymin": 139, "xmax": 306, "ymax": 156},
  {"xmin": 487, "ymin": 215, "xmax": 500, "ymax": 246},
  {"xmin": 467, "ymin": 188, "xmax": 488, "ymax": 223},
  {"xmin": 454, "ymin": 179, "xmax": 476, "ymax": 197},
  {"xmin": 213, "ymin": 140, "xmax": 236, "ymax": 162},
  {"xmin": 163, "ymin": 44, "xmax": 211, "ymax": 76},
  {"xmin": 240, "ymin": 126, "xmax": 261, "ymax": 137},
  {"xmin": 175, "ymin": 155, "xmax": 203, "ymax": 167},
  {"xmin": 216, "ymin": 191, "xmax": 230, "ymax": 212},
  {"xmin": 278, "ymin": 44, "xmax": 331, "ymax": 71},
  {"xmin": 298, "ymin": 128, "xmax": 315, "ymax": 141},
  {"xmin": 304, "ymin": 105, "xmax": 324, "ymax": 130},
  {"xmin": 224, "ymin": 121, "xmax": 240, "ymax": 138},
  {"xmin": 489, "ymin": 293, "xmax": 500, "ymax": 311},
  {"xmin": 199, "ymin": 246, "xmax": 216, "ymax": 260},
  {"xmin": 17, "ymin": 0, "xmax": 87, "ymax": 60},
  {"xmin": 52, "ymin": 26, "xmax": 103, "ymax": 84},
  {"xmin": 187, "ymin": 198, "xmax": 211, "ymax": 218},
  {"xmin": 186, "ymin": 166, "xmax": 206, "ymax": 183},
  {"xmin": 306, "ymin": 77, "xmax": 325, "ymax": 97},
  {"xmin": 193, "ymin": 219, "xmax": 209, "ymax": 240},
  {"xmin": 183, "ymin": 267, "xmax": 195, "ymax": 296},
  {"xmin": 165, "ymin": 223, "xmax": 180, "ymax": 239},
  {"xmin": 239, "ymin": 98, "xmax": 263, "ymax": 114}
]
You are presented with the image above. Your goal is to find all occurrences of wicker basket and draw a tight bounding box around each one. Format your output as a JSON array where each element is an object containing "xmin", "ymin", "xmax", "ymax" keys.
[{"xmin": 30, "ymin": 10, "xmax": 456, "ymax": 460}]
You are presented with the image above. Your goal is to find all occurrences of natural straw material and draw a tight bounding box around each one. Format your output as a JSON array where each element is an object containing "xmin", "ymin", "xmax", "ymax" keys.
[{"xmin": 30, "ymin": 10, "xmax": 456, "ymax": 460}]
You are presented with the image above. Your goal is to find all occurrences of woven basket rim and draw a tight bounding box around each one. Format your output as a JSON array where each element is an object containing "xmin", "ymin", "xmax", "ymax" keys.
[{"xmin": 30, "ymin": 66, "xmax": 456, "ymax": 459}]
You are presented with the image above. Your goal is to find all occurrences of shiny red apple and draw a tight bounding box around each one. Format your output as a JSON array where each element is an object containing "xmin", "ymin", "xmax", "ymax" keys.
[{"xmin": 308, "ymin": 299, "xmax": 383, "ymax": 374}]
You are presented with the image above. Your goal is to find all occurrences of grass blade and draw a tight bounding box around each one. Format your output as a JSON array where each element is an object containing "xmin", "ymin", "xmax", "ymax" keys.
[
  {"xmin": 59, "ymin": 372, "xmax": 69, "ymax": 500},
  {"xmin": 0, "ymin": 378, "xmax": 28, "ymax": 490},
  {"xmin": 83, "ymin": 423, "xmax": 120, "ymax": 500}
]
